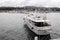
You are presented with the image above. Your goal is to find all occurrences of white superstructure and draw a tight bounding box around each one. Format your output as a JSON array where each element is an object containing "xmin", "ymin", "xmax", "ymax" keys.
[{"xmin": 24, "ymin": 13, "xmax": 52, "ymax": 35}]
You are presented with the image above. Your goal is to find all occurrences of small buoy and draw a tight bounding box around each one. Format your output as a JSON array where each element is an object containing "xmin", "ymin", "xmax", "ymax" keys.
[
  {"xmin": 23, "ymin": 18, "xmax": 25, "ymax": 20},
  {"xmin": 34, "ymin": 36, "xmax": 38, "ymax": 40}
]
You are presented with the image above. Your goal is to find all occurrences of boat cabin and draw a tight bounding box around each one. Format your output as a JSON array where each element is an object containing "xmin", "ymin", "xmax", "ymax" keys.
[{"xmin": 27, "ymin": 13, "xmax": 51, "ymax": 27}]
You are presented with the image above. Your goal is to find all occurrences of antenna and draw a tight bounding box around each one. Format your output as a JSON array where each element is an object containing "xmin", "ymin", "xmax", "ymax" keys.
[
  {"xmin": 43, "ymin": 11, "xmax": 47, "ymax": 25},
  {"xmin": 43, "ymin": 12, "xmax": 46, "ymax": 20}
]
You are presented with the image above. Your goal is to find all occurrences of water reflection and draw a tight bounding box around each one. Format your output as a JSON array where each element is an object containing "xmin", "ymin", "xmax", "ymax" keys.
[
  {"xmin": 24, "ymin": 24, "xmax": 36, "ymax": 40},
  {"xmin": 24, "ymin": 24, "xmax": 51, "ymax": 40}
]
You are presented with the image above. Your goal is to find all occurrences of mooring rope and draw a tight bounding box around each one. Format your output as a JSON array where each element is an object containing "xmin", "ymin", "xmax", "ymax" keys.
[
  {"xmin": 44, "ymin": 35, "xmax": 49, "ymax": 40},
  {"xmin": 40, "ymin": 35, "xmax": 47, "ymax": 40}
]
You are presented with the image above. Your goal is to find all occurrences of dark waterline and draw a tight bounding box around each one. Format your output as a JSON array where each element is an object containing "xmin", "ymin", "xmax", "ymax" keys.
[{"xmin": 0, "ymin": 13, "xmax": 60, "ymax": 40}]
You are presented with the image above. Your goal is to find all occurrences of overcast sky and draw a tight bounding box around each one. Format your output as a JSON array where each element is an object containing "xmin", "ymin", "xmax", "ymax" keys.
[{"xmin": 0, "ymin": 0, "xmax": 60, "ymax": 7}]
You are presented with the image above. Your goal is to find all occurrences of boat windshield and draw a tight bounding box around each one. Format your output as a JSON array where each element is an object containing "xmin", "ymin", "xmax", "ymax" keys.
[{"xmin": 32, "ymin": 21, "xmax": 51, "ymax": 27}]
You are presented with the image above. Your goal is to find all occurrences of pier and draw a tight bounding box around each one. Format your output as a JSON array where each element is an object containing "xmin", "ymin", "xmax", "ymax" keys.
[
  {"xmin": 51, "ymin": 38, "xmax": 60, "ymax": 40},
  {"xmin": 34, "ymin": 36, "xmax": 60, "ymax": 40}
]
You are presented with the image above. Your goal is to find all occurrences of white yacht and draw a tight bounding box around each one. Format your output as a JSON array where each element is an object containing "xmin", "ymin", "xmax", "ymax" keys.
[{"xmin": 24, "ymin": 13, "xmax": 52, "ymax": 35}]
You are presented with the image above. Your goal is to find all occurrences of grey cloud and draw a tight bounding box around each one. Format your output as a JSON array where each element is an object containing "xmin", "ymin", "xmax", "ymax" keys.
[{"xmin": 0, "ymin": 0, "xmax": 60, "ymax": 7}]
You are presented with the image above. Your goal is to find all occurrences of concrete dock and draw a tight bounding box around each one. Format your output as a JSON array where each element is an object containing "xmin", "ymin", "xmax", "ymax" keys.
[{"xmin": 51, "ymin": 38, "xmax": 60, "ymax": 40}]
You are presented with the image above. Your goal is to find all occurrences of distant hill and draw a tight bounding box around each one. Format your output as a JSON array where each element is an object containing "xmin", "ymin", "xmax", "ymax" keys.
[{"xmin": 0, "ymin": 6, "xmax": 60, "ymax": 11}]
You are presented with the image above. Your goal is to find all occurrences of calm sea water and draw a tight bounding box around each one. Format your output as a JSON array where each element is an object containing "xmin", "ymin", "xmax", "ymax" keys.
[{"xmin": 0, "ymin": 12, "xmax": 60, "ymax": 40}]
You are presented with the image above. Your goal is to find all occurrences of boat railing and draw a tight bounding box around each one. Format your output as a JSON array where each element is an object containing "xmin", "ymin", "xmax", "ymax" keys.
[{"xmin": 28, "ymin": 21, "xmax": 51, "ymax": 30}]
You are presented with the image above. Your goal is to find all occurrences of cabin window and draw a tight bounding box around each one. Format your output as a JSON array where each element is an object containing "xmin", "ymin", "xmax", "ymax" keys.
[
  {"xmin": 33, "ymin": 22, "xmax": 51, "ymax": 27},
  {"xmin": 29, "ymin": 19, "xmax": 32, "ymax": 23}
]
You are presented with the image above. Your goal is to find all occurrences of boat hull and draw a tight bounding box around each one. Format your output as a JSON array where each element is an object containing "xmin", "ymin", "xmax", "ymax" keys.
[
  {"xmin": 23, "ymin": 16, "xmax": 52, "ymax": 35},
  {"xmin": 25, "ymin": 21, "xmax": 52, "ymax": 35}
]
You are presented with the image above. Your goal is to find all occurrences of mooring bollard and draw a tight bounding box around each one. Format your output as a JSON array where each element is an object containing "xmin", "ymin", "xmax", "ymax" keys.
[{"xmin": 34, "ymin": 36, "xmax": 38, "ymax": 40}]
